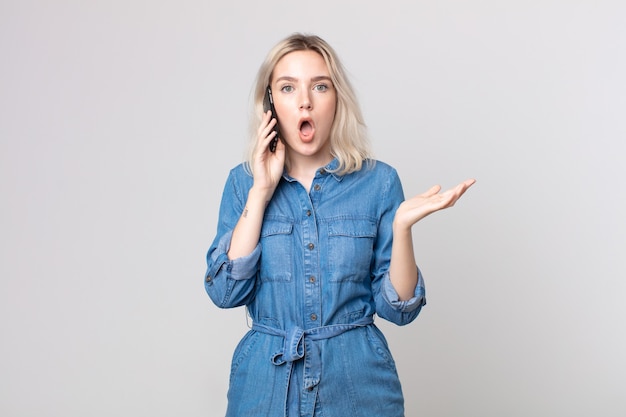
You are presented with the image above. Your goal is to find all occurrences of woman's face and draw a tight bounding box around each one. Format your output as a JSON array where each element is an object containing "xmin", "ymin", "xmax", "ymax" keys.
[{"xmin": 270, "ymin": 50, "xmax": 337, "ymax": 165}]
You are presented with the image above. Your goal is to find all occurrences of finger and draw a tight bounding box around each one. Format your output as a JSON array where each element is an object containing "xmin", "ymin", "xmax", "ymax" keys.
[
  {"xmin": 454, "ymin": 178, "xmax": 476, "ymax": 198},
  {"xmin": 421, "ymin": 184, "xmax": 441, "ymax": 198},
  {"xmin": 256, "ymin": 132, "xmax": 278, "ymax": 158},
  {"xmin": 437, "ymin": 190, "xmax": 459, "ymax": 208},
  {"xmin": 442, "ymin": 180, "xmax": 475, "ymax": 207},
  {"xmin": 256, "ymin": 111, "xmax": 276, "ymax": 136},
  {"xmin": 256, "ymin": 120, "xmax": 279, "ymax": 154},
  {"xmin": 257, "ymin": 110, "xmax": 270, "ymax": 129}
]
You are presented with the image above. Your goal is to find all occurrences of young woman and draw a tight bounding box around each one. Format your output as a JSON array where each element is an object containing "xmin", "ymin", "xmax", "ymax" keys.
[{"xmin": 204, "ymin": 33, "xmax": 475, "ymax": 417}]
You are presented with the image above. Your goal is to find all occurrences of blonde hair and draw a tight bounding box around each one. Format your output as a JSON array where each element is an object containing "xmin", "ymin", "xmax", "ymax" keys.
[{"xmin": 246, "ymin": 33, "xmax": 373, "ymax": 175}]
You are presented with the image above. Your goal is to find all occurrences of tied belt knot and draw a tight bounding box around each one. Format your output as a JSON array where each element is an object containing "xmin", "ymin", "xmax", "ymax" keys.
[{"xmin": 251, "ymin": 315, "xmax": 374, "ymax": 416}]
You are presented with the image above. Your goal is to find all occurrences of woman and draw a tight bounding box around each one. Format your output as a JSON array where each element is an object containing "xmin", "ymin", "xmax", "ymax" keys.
[{"xmin": 205, "ymin": 33, "xmax": 474, "ymax": 417}]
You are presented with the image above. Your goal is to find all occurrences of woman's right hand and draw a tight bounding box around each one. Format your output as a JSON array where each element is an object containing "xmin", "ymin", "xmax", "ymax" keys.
[
  {"xmin": 252, "ymin": 110, "xmax": 286, "ymax": 196},
  {"xmin": 227, "ymin": 111, "xmax": 285, "ymax": 260}
]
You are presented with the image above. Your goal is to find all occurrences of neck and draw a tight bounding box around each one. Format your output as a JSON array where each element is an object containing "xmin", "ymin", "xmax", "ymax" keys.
[{"xmin": 287, "ymin": 155, "xmax": 333, "ymax": 192}]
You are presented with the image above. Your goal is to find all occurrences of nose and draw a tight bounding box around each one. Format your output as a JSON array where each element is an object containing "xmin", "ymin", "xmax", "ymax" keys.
[{"xmin": 299, "ymin": 91, "xmax": 312, "ymax": 110}]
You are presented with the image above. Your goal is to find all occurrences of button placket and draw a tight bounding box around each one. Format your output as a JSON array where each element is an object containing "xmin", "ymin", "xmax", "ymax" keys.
[{"xmin": 301, "ymin": 184, "xmax": 321, "ymax": 330}]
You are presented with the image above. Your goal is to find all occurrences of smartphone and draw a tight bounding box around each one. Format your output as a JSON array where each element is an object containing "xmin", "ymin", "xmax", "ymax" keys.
[{"xmin": 263, "ymin": 85, "xmax": 280, "ymax": 152}]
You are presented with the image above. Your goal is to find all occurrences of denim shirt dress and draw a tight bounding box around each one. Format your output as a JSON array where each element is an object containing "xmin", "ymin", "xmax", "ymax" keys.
[{"xmin": 205, "ymin": 159, "xmax": 426, "ymax": 417}]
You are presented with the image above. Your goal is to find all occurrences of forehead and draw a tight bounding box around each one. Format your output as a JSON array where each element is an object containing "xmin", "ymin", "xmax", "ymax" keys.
[{"xmin": 274, "ymin": 50, "xmax": 330, "ymax": 77}]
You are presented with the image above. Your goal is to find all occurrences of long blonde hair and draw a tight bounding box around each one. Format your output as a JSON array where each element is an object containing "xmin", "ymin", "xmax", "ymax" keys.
[{"xmin": 246, "ymin": 33, "xmax": 373, "ymax": 175}]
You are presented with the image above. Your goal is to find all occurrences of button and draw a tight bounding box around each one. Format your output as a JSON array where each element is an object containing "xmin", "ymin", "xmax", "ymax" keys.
[
  {"xmin": 313, "ymin": 184, "xmax": 321, "ymax": 191},
  {"xmin": 310, "ymin": 314, "xmax": 318, "ymax": 321},
  {"xmin": 319, "ymin": 168, "xmax": 327, "ymax": 175},
  {"xmin": 306, "ymin": 210, "xmax": 312, "ymax": 217},
  {"xmin": 308, "ymin": 243, "xmax": 315, "ymax": 250},
  {"xmin": 309, "ymin": 276, "xmax": 316, "ymax": 283},
  {"xmin": 205, "ymin": 275, "xmax": 212, "ymax": 282}
]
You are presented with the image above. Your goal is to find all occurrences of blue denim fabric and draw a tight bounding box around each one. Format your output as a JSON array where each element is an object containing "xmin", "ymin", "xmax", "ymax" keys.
[{"xmin": 205, "ymin": 159, "xmax": 426, "ymax": 417}]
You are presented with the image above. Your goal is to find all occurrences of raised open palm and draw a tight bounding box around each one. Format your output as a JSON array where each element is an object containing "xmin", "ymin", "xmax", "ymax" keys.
[{"xmin": 394, "ymin": 179, "xmax": 476, "ymax": 229}]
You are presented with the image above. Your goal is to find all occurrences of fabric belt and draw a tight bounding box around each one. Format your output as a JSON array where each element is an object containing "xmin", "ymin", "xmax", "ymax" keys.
[{"xmin": 251, "ymin": 315, "xmax": 374, "ymax": 417}]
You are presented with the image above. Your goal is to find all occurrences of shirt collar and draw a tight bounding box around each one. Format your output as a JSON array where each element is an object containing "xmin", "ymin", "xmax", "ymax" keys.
[
  {"xmin": 322, "ymin": 158, "xmax": 343, "ymax": 182},
  {"xmin": 282, "ymin": 158, "xmax": 344, "ymax": 183}
]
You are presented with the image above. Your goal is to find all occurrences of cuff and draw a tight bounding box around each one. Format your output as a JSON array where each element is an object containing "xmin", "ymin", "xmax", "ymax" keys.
[
  {"xmin": 382, "ymin": 268, "xmax": 427, "ymax": 313},
  {"xmin": 205, "ymin": 230, "xmax": 261, "ymax": 282}
]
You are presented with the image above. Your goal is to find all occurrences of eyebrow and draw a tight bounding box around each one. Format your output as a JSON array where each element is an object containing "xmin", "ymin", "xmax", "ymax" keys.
[{"xmin": 275, "ymin": 75, "xmax": 333, "ymax": 83}]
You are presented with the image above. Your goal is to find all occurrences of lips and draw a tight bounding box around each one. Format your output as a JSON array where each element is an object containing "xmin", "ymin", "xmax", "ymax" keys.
[{"xmin": 298, "ymin": 118, "xmax": 315, "ymax": 142}]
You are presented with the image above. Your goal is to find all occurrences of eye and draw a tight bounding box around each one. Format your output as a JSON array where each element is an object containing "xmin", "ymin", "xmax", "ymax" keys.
[
  {"xmin": 280, "ymin": 85, "xmax": 294, "ymax": 93},
  {"xmin": 313, "ymin": 84, "xmax": 329, "ymax": 92}
]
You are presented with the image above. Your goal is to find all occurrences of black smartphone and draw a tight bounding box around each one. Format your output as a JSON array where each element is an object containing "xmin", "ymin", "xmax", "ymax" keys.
[{"xmin": 263, "ymin": 85, "xmax": 280, "ymax": 152}]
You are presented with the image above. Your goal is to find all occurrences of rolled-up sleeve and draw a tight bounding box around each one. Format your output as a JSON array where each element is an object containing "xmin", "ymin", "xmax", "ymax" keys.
[
  {"xmin": 376, "ymin": 268, "xmax": 426, "ymax": 324},
  {"xmin": 205, "ymin": 231, "xmax": 261, "ymax": 308},
  {"xmin": 204, "ymin": 166, "xmax": 259, "ymax": 308},
  {"xmin": 205, "ymin": 231, "xmax": 261, "ymax": 281},
  {"xmin": 370, "ymin": 166, "xmax": 427, "ymax": 326}
]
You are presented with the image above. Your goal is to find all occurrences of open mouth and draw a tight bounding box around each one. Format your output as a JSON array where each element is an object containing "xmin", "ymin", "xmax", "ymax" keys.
[{"xmin": 299, "ymin": 119, "xmax": 314, "ymax": 139}]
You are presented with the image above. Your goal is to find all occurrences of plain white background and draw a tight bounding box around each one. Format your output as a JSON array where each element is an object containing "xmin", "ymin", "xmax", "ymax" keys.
[{"xmin": 1, "ymin": 1, "xmax": 625, "ymax": 416}]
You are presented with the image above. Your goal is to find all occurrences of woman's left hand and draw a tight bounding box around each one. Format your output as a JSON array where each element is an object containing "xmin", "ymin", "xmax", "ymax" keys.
[{"xmin": 394, "ymin": 179, "xmax": 476, "ymax": 230}]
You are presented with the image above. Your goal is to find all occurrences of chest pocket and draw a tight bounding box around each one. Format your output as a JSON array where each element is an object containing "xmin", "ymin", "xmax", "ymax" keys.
[
  {"xmin": 260, "ymin": 218, "xmax": 294, "ymax": 282},
  {"xmin": 327, "ymin": 218, "xmax": 377, "ymax": 282}
]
